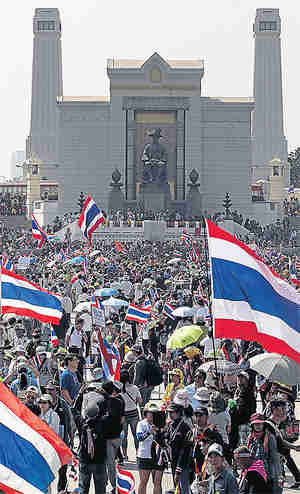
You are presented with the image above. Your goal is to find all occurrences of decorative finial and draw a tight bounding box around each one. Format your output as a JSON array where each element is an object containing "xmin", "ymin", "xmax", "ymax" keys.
[
  {"xmin": 112, "ymin": 168, "xmax": 121, "ymax": 184},
  {"xmin": 189, "ymin": 169, "xmax": 199, "ymax": 185}
]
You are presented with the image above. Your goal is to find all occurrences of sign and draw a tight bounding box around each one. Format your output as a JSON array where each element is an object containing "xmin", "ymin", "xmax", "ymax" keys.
[{"xmin": 92, "ymin": 306, "xmax": 106, "ymax": 328}]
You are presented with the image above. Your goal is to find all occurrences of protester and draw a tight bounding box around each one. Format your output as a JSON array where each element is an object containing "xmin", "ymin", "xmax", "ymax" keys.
[{"xmin": 0, "ymin": 215, "xmax": 299, "ymax": 494}]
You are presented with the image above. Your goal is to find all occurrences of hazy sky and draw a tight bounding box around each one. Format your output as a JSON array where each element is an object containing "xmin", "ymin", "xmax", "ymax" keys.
[{"xmin": 1, "ymin": 0, "xmax": 299, "ymax": 177}]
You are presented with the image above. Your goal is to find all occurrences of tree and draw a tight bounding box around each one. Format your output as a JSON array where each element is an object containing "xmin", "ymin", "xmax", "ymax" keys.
[
  {"xmin": 288, "ymin": 147, "xmax": 300, "ymax": 187},
  {"xmin": 223, "ymin": 192, "xmax": 232, "ymax": 218},
  {"xmin": 77, "ymin": 192, "xmax": 85, "ymax": 212}
]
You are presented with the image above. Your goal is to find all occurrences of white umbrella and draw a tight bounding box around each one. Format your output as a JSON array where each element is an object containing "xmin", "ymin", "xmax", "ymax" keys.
[
  {"xmin": 74, "ymin": 302, "xmax": 91, "ymax": 312},
  {"xmin": 172, "ymin": 307, "xmax": 197, "ymax": 318},
  {"xmin": 167, "ymin": 258, "xmax": 182, "ymax": 265},
  {"xmin": 102, "ymin": 297, "xmax": 129, "ymax": 309},
  {"xmin": 249, "ymin": 353, "xmax": 300, "ymax": 386},
  {"xmin": 89, "ymin": 250, "xmax": 101, "ymax": 257},
  {"xmin": 46, "ymin": 260, "xmax": 56, "ymax": 268}
]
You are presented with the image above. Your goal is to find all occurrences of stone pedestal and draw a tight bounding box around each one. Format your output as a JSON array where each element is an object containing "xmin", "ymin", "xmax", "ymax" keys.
[
  {"xmin": 139, "ymin": 183, "xmax": 171, "ymax": 212},
  {"xmin": 108, "ymin": 169, "xmax": 125, "ymax": 211}
]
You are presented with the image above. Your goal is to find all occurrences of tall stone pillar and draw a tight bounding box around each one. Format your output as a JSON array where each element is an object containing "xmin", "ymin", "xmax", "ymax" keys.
[
  {"xmin": 252, "ymin": 9, "xmax": 288, "ymax": 184},
  {"xmin": 29, "ymin": 8, "xmax": 63, "ymax": 177}
]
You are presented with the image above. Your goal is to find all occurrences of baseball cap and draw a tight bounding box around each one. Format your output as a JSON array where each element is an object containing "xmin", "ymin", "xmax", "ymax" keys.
[
  {"xmin": 207, "ymin": 443, "xmax": 224, "ymax": 457},
  {"xmin": 167, "ymin": 403, "xmax": 184, "ymax": 413},
  {"xmin": 26, "ymin": 385, "xmax": 39, "ymax": 394}
]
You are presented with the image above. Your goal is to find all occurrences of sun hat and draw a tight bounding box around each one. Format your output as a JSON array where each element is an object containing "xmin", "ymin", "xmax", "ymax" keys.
[
  {"xmin": 250, "ymin": 412, "xmax": 265, "ymax": 424},
  {"xmin": 207, "ymin": 443, "xmax": 224, "ymax": 457}
]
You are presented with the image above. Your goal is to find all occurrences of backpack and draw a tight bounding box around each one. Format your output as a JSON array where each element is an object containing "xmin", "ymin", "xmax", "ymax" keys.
[{"xmin": 145, "ymin": 358, "xmax": 163, "ymax": 387}]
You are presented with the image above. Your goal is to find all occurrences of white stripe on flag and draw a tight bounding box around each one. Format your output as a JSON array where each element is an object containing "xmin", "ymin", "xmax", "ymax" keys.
[
  {"xmin": 2, "ymin": 298, "xmax": 62, "ymax": 320},
  {"xmin": 0, "ymin": 401, "xmax": 61, "ymax": 475},
  {"xmin": 213, "ymin": 298, "xmax": 300, "ymax": 353},
  {"xmin": 0, "ymin": 464, "xmax": 44, "ymax": 494}
]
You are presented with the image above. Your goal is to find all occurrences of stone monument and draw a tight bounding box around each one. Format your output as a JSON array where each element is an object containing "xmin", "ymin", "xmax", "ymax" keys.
[{"xmin": 139, "ymin": 128, "xmax": 171, "ymax": 211}]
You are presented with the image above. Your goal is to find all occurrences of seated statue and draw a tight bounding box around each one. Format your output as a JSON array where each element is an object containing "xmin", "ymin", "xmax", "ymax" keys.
[{"xmin": 141, "ymin": 128, "xmax": 168, "ymax": 184}]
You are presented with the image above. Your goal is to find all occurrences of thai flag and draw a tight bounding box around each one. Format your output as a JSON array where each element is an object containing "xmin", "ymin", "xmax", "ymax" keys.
[
  {"xmin": 2, "ymin": 257, "xmax": 14, "ymax": 272},
  {"xmin": 91, "ymin": 295, "xmax": 100, "ymax": 308},
  {"xmin": 181, "ymin": 231, "xmax": 193, "ymax": 248},
  {"xmin": 174, "ymin": 250, "xmax": 183, "ymax": 258},
  {"xmin": 290, "ymin": 266, "xmax": 298, "ymax": 286},
  {"xmin": 142, "ymin": 298, "xmax": 152, "ymax": 311},
  {"xmin": 59, "ymin": 249, "xmax": 65, "ymax": 261},
  {"xmin": 207, "ymin": 219, "xmax": 300, "ymax": 365},
  {"xmin": 83, "ymin": 256, "xmax": 88, "ymax": 274},
  {"xmin": 51, "ymin": 328, "xmax": 59, "ymax": 348},
  {"xmin": 163, "ymin": 301, "xmax": 175, "ymax": 320},
  {"xmin": 295, "ymin": 258, "xmax": 300, "ymax": 270},
  {"xmin": 0, "ymin": 382, "xmax": 73, "ymax": 494},
  {"xmin": 1, "ymin": 267, "xmax": 63, "ymax": 325},
  {"xmin": 116, "ymin": 464, "xmax": 135, "ymax": 494},
  {"xmin": 78, "ymin": 196, "xmax": 105, "ymax": 245},
  {"xmin": 125, "ymin": 304, "xmax": 150, "ymax": 324},
  {"xmin": 97, "ymin": 330, "xmax": 121, "ymax": 381},
  {"xmin": 32, "ymin": 213, "xmax": 47, "ymax": 248}
]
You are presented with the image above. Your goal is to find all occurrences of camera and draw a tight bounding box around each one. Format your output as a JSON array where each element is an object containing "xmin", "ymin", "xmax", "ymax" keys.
[{"xmin": 152, "ymin": 410, "xmax": 166, "ymax": 429}]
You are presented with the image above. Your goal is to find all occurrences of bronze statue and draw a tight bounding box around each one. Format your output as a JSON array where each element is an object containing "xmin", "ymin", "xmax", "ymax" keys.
[{"xmin": 141, "ymin": 128, "xmax": 168, "ymax": 184}]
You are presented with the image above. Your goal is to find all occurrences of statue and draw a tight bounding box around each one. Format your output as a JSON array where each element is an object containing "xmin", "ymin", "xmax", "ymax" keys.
[{"xmin": 141, "ymin": 128, "xmax": 168, "ymax": 184}]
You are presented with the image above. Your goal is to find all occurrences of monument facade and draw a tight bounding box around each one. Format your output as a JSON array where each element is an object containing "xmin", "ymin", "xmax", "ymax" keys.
[{"xmin": 27, "ymin": 8, "xmax": 288, "ymax": 217}]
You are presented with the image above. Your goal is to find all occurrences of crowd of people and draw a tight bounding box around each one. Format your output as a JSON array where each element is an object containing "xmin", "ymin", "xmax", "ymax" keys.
[
  {"xmin": 0, "ymin": 221, "xmax": 299, "ymax": 494},
  {"xmin": 0, "ymin": 192, "xmax": 26, "ymax": 216}
]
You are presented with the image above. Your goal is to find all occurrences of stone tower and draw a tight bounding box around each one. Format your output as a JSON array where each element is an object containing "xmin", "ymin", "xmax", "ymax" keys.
[
  {"xmin": 252, "ymin": 8, "xmax": 288, "ymax": 184},
  {"xmin": 28, "ymin": 8, "xmax": 63, "ymax": 176}
]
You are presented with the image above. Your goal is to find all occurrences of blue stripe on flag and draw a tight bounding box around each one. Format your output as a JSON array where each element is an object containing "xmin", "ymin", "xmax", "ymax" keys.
[
  {"xmin": 2, "ymin": 282, "xmax": 62, "ymax": 311},
  {"xmin": 212, "ymin": 258, "xmax": 300, "ymax": 332},
  {"xmin": 0, "ymin": 422, "xmax": 54, "ymax": 491},
  {"xmin": 84, "ymin": 204, "xmax": 102, "ymax": 237}
]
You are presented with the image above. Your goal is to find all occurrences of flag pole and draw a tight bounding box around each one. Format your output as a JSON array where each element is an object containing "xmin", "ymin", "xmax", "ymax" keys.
[{"xmin": 202, "ymin": 217, "xmax": 220, "ymax": 387}]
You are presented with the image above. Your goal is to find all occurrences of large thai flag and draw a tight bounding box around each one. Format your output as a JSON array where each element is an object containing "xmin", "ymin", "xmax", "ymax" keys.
[
  {"xmin": 116, "ymin": 464, "xmax": 135, "ymax": 494},
  {"xmin": 125, "ymin": 304, "xmax": 150, "ymax": 324},
  {"xmin": 78, "ymin": 196, "xmax": 105, "ymax": 245},
  {"xmin": 0, "ymin": 383, "xmax": 73, "ymax": 494},
  {"xmin": 1, "ymin": 267, "xmax": 63, "ymax": 325},
  {"xmin": 207, "ymin": 219, "xmax": 300, "ymax": 365},
  {"xmin": 97, "ymin": 331, "xmax": 121, "ymax": 381},
  {"xmin": 32, "ymin": 214, "xmax": 47, "ymax": 248}
]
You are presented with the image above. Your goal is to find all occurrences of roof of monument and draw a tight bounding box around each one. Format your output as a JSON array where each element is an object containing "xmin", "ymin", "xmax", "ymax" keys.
[
  {"xmin": 210, "ymin": 97, "xmax": 254, "ymax": 103},
  {"xmin": 58, "ymin": 96, "xmax": 110, "ymax": 102},
  {"xmin": 107, "ymin": 57, "xmax": 204, "ymax": 70}
]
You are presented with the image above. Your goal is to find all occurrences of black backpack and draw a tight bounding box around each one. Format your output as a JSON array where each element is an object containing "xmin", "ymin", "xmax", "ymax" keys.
[{"xmin": 145, "ymin": 358, "xmax": 163, "ymax": 387}]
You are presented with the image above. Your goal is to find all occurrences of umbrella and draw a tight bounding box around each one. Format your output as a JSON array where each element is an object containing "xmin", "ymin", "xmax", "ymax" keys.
[
  {"xmin": 167, "ymin": 325, "xmax": 207, "ymax": 350},
  {"xmin": 249, "ymin": 353, "xmax": 300, "ymax": 386},
  {"xmin": 94, "ymin": 288, "xmax": 117, "ymax": 297},
  {"xmin": 74, "ymin": 302, "xmax": 91, "ymax": 312},
  {"xmin": 102, "ymin": 297, "xmax": 129, "ymax": 308},
  {"xmin": 172, "ymin": 307, "xmax": 197, "ymax": 318},
  {"xmin": 89, "ymin": 250, "xmax": 101, "ymax": 257},
  {"xmin": 95, "ymin": 256, "xmax": 108, "ymax": 263},
  {"xmin": 65, "ymin": 256, "xmax": 84, "ymax": 265},
  {"xmin": 167, "ymin": 258, "xmax": 182, "ymax": 265},
  {"xmin": 200, "ymin": 360, "xmax": 240, "ymax": 376}
]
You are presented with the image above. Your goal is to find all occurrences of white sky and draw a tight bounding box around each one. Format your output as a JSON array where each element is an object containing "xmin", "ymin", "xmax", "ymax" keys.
[{"xmin": 1, "ymin": 0, "xmax": 299, "ymax": 177}]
